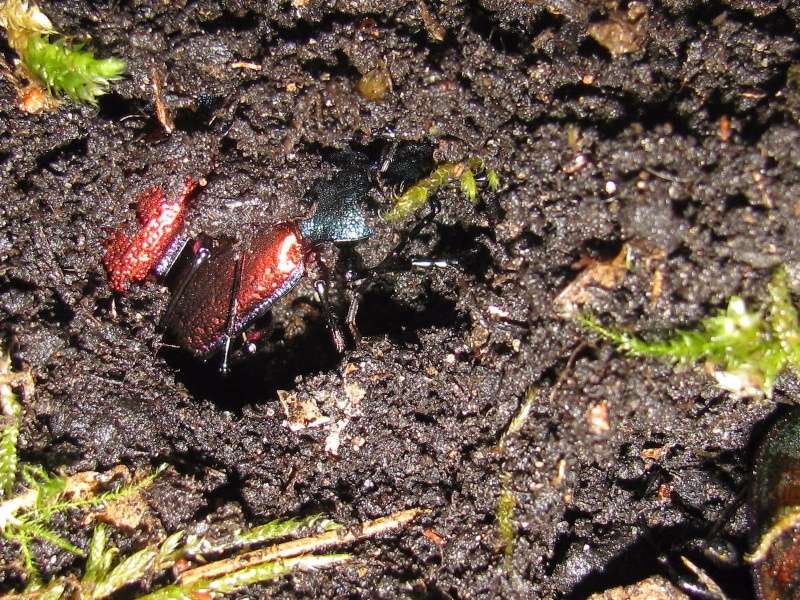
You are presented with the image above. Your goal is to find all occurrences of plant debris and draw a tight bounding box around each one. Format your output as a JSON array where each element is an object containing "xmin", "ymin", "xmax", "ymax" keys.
[
  {"xmin": 1, "ymin": 464, "xmax": 162, "ymax": 586},
  {"xmin": 588, "ymin": 2, "xmax": 648, "ymax": 57},
  {"xmin": 555, "ymin": 245, "xmax": 631, "ymax": 316},
  {"xmin": 384, "ymin": 157, "xmax": 499, "ymax": 222},
  {"xmin": 355, "ymin": 63, "xmax": 391, "ymax": 103},
  {"xmin": 0, "ymin": 345, "xmax": 31, "ymax": 498}
]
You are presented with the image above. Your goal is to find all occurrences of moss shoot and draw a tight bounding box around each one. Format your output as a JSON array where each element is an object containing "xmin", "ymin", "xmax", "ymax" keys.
[
  {"xmin": 580, "ymin": 268, "xmax": 800, "ymax": 397},
  {"xmin": 0, "ymin": 0, "xmax": 125, "ymax": 106},
  {"xmin": 384, "ymin": 157, "xmax": 500, "ymax": 222}
]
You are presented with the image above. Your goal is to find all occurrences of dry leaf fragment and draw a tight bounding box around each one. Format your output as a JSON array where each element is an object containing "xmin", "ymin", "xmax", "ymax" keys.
[
  {"xmin": 277, "ymin": 390, "xmax": 330, "ymax": 431},
  {"xmin": 94, "ymin": 491, "xmax": 150, "ymax": 531},
  {"xmin": 418, "ymin": 0, "xmax": 446, "ymax": 41},
  {"xmin": 718, "ymin": 115, "xmax": 731, "ymax": 142},
  {"xmin": 588, "ymin": 3, "xmax": 648, "ymax": 57},
  {"xmin": 18, "ymin": 80, "xmax": 58, "ymax": 113},
  {"xmin": 587, "ymin": 401, "xmax": 610, "ymax": 435},
  {"xmin": 555, "ymin": 245, "xmax": 630, "ymax": 316},
  {"xmin": 423, "ymin": 528, "xmax": 445, "ymax": 545}
]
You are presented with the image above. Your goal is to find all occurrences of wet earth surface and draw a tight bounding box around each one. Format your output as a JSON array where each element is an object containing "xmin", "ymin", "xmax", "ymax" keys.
[{"xmin": 1, "ymin": 0, "xmax": 800, "ymax": 597}]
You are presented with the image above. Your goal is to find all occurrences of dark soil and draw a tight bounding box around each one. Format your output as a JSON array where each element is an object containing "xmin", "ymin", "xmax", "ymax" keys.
[{"xmin": 1, "ymin": 0, "xmax": 799, "ymax": 598}]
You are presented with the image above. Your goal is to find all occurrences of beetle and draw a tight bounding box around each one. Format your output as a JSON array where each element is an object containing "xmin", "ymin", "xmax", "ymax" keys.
[
  {"xmin": 103, "ymin": 141, "xmax": 456, "ymax": 373},
  {"xmin": 747, "ymin": 406, "xmax": 800, "ymax": 600}
]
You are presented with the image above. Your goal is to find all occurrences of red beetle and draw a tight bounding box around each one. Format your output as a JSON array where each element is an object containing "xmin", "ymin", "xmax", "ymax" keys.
[
  {"xmin": 103, "ymin": 142, "xmax": 449, "ymax": 373},
  {"xmin": 159, "ymin": 167, "xmax": 375, "ymax": 367}
]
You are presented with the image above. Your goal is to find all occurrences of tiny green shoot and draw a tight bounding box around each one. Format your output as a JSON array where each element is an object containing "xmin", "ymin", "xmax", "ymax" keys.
[
  {"xmin": 460, "ymin": 167, "xmax": 477, "ymax": 201},
  {"xmin": 0, "ymin": 346, "xmax": 25, "ymax": 498},
  {"xmin": 0, "ymin": 342, "xmax": 421, "ymax": 598},
  {"xmin": 498, "ymin": 386, "xmax": 536, "ymax": 451},
  {"xmin": 22, "ymin": 35, "xmax": 126, "ymax": 105},
  {"xmin": 0, "ymin": 464, "xmax": 164, "ymax": 587},
  {"xmin": 486, "ymin": 169, "xmax": 500, "ymax": 192},
  {"xmin": 496, "ymin": 475, "xmax": 516, "ymax": 570}
]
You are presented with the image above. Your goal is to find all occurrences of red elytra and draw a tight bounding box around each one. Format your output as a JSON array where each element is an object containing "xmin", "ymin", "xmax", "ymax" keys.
[
  {"xmin": 751, "ymin": 408, "xmax": 800, "ymax": 600},
  {"xmin": 163, "ymin": 223, "xmax": 307, "ymax": 357},
  {"xmin": 103, "ymin": 177, "xmax": 197, "ymax": 293}
]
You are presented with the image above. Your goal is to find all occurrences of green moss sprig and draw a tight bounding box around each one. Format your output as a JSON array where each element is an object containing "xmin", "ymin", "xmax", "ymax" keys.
[
  {"xmin": 492, "ymin": 387, "xmax": 538, "ymax": 572},
  {"xmin": 0, "ymin": 0, "xmax": 125, "ymax": 106},
  {"xmin": 2, "ymin": 458, "xmax": 420, "ymax": 598},
  {"xmin": 384, "ymin": 157, "xmax": 500, "ymax": 222},
  {"xmin": 1, "ymin": 465, "xmax": 164, "ymax": 587},
  {"xmin": 0, "ymin": 467, "xmax": 345, "ymax": 599},
  {"xmin": 0, "ymin": 346, "xmax": 422, "ymax": 598},
  {"xmin": 580, "ymin": 267, "xmax": 800, "ymax": 397},
  {"xmin": 495, "ymin": 475, "xmax": 516, "ymax": 570},
  {"xmin": 5, "ymin": 508, "xmax": 421, "ymax": 599},
  {"xmin": 0, "ymin": 347, "xmax": 25, "ymax": 498},
  {"xmin": 20, "ymin": 34, "xmax": 126, "ymax": 105}
]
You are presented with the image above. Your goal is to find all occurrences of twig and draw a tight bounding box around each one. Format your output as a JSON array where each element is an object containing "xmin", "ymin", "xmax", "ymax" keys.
[
  {"xmin": 151, "ymin": 66, "xmax": 173, "ymax": 134},
  {"xmin": 178, "ymin": 508, "xmax": 422, "ymax": 586},
  {"xmin": 231, "ymin": 61, "xmax": 261, "ymax": 71}
]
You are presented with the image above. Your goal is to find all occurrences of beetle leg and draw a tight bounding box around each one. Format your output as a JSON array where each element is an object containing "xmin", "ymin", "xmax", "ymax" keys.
[
  {"xmin": 334, "ymin": 245, "xmax": 367, "ymax": 346},
  {"xmin": 314, "ymin": 279, "xmax": 346, "ymax": 353},
  {"xmin": 241, "ymin": 316, "xmax": 274, "ymax": 355},
  {"xmin": 376, "ymin": 196, "xmax": 441, "ymax": 271},
  {"xmin": 378, "ymin": 140, "xmax": 399, "ymax": 176},
  {"xmin": 410, "ymin": 256, "xmax": 462, "ymax": 269},
  {"xmin": 674, "ymin": 576, "xmax": 728, "ymax": 600},
  {"xmin": 345, "ymin": 287, "xmax": 362, "ymax": 345},
  {"xmin": 656, "ymin": 554, "xmax": 728, "ymax": 600},
  {"xmin": 374, "ymin": 140, "xmax": 399, "ymax": 197},
  {"xmin": 310, "ymin": 250, "xmax": 346, "ymax": 353},
  {"xmin": 219, "ymin": 253, "xmax": 244, "ymax": 376}
]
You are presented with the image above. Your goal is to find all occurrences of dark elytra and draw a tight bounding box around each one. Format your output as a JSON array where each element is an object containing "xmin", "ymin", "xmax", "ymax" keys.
[{"xmin": 162, "ymin": 225, "xmax": 306, "ymax": 358}]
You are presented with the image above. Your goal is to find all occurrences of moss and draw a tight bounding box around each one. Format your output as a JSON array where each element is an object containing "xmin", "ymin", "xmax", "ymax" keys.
[
  {"xmin": 21, "ymin": 35, "xmax": 125, "ymax": 105},
  {"xmin": 0, "ymin": 0, "xmax": 125, "ymax": 106},
  {"xmin": 496, "ymin": 475, "xmax": 517, "ymax": 569},
  {"xmin": 384, "ymin": 157, "xmax": 500, "ymax": 222},
  {"xmin": 580, "ymin": 267, "xmax": 800, "ymax": 397},
  {"xmin": 0, "ymin": 348, "xmax": 22, "ymax": 497}
]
